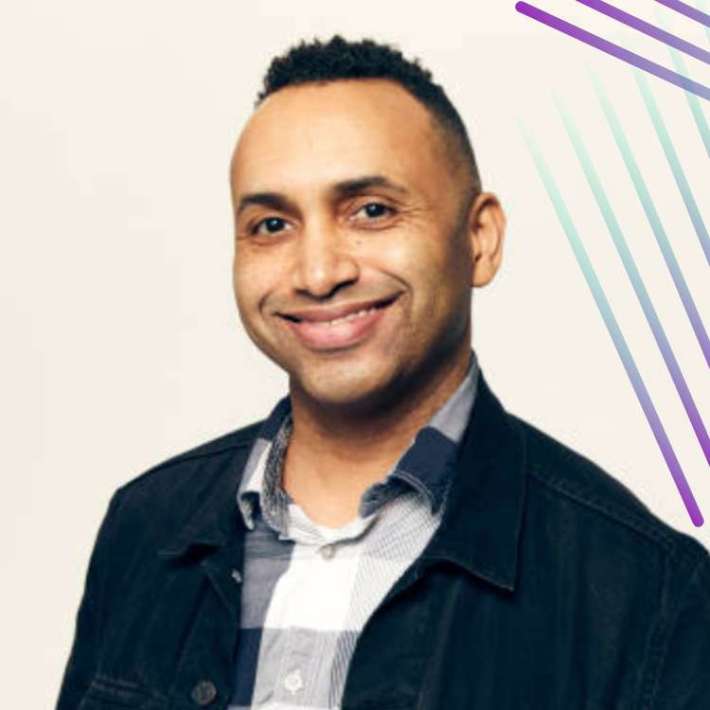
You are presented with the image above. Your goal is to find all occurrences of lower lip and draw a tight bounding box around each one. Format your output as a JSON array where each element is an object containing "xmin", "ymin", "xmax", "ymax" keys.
[{"xmin": 282, "ymin": 300, "xmax": 397, "ymax": 352}]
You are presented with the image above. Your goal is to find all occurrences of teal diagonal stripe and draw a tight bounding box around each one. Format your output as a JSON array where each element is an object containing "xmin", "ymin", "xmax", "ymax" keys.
[
  {"xmin": 653, "ymin": 5, "xmax": 710, "ymax": 157},
  {"xmin": 636, "ymin": 71, "xmax": 710, "ymax": 266},
  {"xmin": 556, "ymin": 98, "xmax": 710, "ymax": 465},
  {"xmin": 592, "ymin": 75, "xmax": 710, "ymax": 367}
]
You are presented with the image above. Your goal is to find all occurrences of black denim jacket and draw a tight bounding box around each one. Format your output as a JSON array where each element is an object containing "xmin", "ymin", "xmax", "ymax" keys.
[{"xmin": 56, "ymin": 374, "xmax": 710, "ymax": 709}]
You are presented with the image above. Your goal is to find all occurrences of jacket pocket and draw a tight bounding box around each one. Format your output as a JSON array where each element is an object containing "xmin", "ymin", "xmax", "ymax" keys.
[{"xmin": 78, "ymin": 675, "xmax": 164, "ymax": 709}]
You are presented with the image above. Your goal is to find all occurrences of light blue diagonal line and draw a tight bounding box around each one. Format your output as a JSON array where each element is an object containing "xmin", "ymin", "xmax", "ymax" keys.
[
  {"xmin": 592, "ymin": 75, "xmax": 710, "ymax": 367},
  {"xmin": 556, "ymin": 98, "xmax": 710, "ymax": 465},
  {"xmin": 636, "ymin": 71, "xmax": 710, "ymax": 266},
  {"xmin": 654, "ymin": 6, "xmax": 710, "ymax": 157},
  {"xmin": 701, "ymin": 0, "xmax": 710, "ymax": 42},
  {"xmin": 668, "ymin": 49, "xmax": 710, "ymax": 156},
  {"xmin": 520, "ymin": 123, "xmax": 703, "ymax": 526}
]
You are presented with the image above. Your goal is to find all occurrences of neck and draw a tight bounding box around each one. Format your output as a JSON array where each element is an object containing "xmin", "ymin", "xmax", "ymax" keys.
[{"xmin": 281, "ymin": 342, "xmax": 472, "ymax": 525}]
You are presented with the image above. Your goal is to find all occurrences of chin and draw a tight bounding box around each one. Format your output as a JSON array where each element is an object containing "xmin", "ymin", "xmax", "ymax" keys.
[
  {"xmin": 300, "ymin": 374, "xmax": 374, "ymax": 406},
  {"xmin": 292, "ymin": 357, "xmax": 399, "ymax": 410}
]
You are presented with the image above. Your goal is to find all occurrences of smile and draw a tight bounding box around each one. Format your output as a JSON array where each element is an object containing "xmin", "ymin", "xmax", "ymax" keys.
[{"xmin": 278, "ymin": 295, "xmax": 399, "ymax": 351}]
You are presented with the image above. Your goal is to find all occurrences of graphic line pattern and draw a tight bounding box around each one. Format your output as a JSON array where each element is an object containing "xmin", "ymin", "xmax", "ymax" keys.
[
  {"xmin": 591, "ymin": 75, "xmax": 710, "ymax": 368},
  {"xmin": 635, "ymin": 70, "xmax": 710, "ymax": 266},
  {"xmin": 556, "ymin": 99, "xmax": 710, "ymax": 466},
  {"xmin": 520, "ymin": 125, "xmax": 703, "ymax": 526},
  {"xmin": 515, "ymin": 1, "xmax": 710, "ymax": 100},
  {"xmin": 578, "ymin": 0, "xmax": 710, "ymax": 64}
]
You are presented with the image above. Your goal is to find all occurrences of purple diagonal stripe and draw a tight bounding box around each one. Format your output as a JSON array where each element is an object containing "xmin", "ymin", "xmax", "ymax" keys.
[
  {"xmin": 655, "ymin": 0, "xmax": 710, "ymax": 27},
  {"xmin": 578, "ymin": 0, "xmax": 710, "ymax": 64},
  {"xmin": 515, "ymin": 2, "xmax": 710, "ymax": 100}
]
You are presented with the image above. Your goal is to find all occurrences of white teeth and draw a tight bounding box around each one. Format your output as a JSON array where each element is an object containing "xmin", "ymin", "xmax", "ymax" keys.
[{"xmin": 323, "ymin": 306, "xmax": 378, "ymax": 326}]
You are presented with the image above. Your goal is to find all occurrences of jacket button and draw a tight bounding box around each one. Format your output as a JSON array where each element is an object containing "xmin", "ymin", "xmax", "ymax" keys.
[{"xmin": 191, "ymin": 680, "xmax": 217, "ymax": 706}]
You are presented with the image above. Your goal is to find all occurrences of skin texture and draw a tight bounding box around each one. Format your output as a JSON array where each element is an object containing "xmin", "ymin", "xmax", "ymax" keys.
[{"xmin": 230, "ymin": 79, "xmax": 506, "ymax": 525}]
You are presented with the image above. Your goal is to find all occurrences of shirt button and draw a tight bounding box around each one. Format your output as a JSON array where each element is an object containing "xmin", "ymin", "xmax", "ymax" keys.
[
  {"xmin": 320, "ymin": 544, "xmax": 335, "ymax": 559},
  {"xmin": 191, "ymin": 680, "xmax": 217, "ymax": 705},
  {"xmin": 284, "ymin": 668, "xmax": 304, "ymax": 694}
]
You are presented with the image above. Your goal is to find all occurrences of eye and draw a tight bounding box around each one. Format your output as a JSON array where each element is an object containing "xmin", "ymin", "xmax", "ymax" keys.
[
  {"xmin": 251, "ymin": 216, "xmax": 289, "ymax": 236},
  {"xmin": 354, "ymin": 202, "xmax": 394, "ymax": 220}
]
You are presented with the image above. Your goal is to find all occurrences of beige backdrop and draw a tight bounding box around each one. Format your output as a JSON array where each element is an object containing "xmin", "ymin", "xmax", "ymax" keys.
[{"xmin": 1, "ymin": 0, "xmax": 708, "ymax": 705}]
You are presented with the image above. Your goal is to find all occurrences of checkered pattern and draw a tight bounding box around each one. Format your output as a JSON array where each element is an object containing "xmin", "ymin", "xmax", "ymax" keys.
[{"xmin": 229, "ymin": 351, "xmax": 479, "ymax": 709}]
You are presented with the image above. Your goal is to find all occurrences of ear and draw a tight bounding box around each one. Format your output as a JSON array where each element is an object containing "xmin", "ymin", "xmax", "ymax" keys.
[{"xmin": 466, "ymin": 192, "xmax": 506, "ymax": 287}]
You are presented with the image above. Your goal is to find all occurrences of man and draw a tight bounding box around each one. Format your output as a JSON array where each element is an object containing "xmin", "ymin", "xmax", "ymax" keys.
[{"xmin": 57, "ymin": 36, "xmax": 709, "ymax": 710}]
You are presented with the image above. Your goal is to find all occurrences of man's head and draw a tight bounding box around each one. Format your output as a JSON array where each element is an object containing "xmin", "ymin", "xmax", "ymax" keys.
[{"xmin": 230, "ymin": 36, "xmax": 505, "ymax": 414}]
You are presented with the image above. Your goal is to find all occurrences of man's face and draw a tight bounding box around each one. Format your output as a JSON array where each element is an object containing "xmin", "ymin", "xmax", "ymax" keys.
[{"xmin": 230, "ymin": 79, "xmax": 489, "ymax": 411}]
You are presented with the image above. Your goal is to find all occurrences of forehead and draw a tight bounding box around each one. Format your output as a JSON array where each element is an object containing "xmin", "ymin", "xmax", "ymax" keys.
[{"xmin": 230, "ymin": 79, "xmax": 447, "ymax": 194}]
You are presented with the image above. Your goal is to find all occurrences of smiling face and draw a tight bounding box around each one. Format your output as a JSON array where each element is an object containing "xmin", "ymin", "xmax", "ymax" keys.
[{"xmin": 230, "ymin": 79, "xmax": 503, "ymax": 414}]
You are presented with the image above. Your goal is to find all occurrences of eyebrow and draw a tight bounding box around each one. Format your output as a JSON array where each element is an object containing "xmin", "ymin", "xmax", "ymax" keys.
[
  {"xmin": 331, "ymin": 175, "xmax": 410, "ymax": 199},
  {"xmin": 235, "ymin": 174, "xmax": 410, "ymax": 218},
  {"xmin": 235, "ymin": 192, "xmax": 297, "ymax": 218}
]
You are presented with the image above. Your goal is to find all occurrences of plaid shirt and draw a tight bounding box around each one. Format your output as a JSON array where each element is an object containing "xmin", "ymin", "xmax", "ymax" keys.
[{"xmin": 229, "ymin": 350, "xmax": 479, "ymax": 709}]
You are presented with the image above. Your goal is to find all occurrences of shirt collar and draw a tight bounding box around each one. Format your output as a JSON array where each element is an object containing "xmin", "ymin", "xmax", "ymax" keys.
[
  {"xmin": 236, "ymin": 350, "xmax": 480, "ymax": 533},
  {"xmin": 158, "ymin": 362, "xmax": 527, "ymax": 593}
]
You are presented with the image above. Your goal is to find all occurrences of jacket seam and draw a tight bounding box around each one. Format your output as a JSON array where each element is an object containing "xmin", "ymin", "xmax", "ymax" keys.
[
  {"xmin": 115, "ymin": 430, "xmax": 260, "ymax": 497},
  {"xmin": 643, "ymin": 554, "xmax": 708, "ymax": 710},
  {"xmin": 637, "ymin": 553, "xmax": 671, "ymax": 710},
  {"xmin": 529, "ymin": 464, "xmax": 705, "ymax": 710},
  {"xmin": 528, "ymin": 465, "xmax": 678, "ymax": 553}
]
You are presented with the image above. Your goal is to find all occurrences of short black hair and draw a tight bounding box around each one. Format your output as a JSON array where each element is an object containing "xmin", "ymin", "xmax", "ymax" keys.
[{"xmin": 256, "ymin": 35, "xmax": 481, "ymax": 198}]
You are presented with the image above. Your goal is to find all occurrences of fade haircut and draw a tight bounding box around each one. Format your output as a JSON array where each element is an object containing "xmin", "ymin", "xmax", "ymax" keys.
[{"xmin": 256, "ymin": 35, "xmax": 481, "ymax": 201}]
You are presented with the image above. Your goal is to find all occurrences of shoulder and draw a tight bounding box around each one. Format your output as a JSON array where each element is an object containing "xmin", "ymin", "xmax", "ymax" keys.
[
  {"xmin": 102, "ymin": 418, "xmax": 264, "ymax": 537},
  {"xmin": 509, "ymin": 414, "xmax": 710, "ymax": 705},
  {"xmin": 118, "ymin": 418, "xmax": 263, "ymax": 494},
  {"xmin": 513, "ymin": 414, "xmax": 708, "ymax": 569}
]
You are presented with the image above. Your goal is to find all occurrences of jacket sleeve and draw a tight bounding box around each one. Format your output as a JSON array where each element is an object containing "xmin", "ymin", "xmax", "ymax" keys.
[
  {"xmin": 55, "ymin": 490, "xmax": 123, "ymax": 710},
  {"xmin": 652, "ymin": 551, "xmax": 710, "ymax": 709}
]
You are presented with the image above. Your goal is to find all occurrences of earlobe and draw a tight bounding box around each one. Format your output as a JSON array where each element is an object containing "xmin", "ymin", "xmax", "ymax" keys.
[{"xmin": 469, "ymin": 192, "xmax": 506, "ymax": 287}]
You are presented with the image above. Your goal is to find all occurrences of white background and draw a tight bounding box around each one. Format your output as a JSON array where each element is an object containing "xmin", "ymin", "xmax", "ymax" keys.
[{"xmin": 1, "ymin": 1, "xmax": 708, "ymax": 705}]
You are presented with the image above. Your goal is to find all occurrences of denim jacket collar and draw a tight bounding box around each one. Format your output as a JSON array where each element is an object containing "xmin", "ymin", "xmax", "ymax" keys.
[{"xmin": 421, "ymin": 373, "xmax": 527, "ymax": 591}]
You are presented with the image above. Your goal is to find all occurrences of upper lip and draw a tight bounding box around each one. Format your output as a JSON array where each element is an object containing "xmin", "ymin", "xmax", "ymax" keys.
[{"xmin": 278, "ymin": 295, "xmax": 400, "ymax": 323}]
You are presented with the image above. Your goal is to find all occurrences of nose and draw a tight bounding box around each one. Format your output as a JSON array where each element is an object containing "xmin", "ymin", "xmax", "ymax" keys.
[{"xmin": 290, "ymin": 217, "xmax": 359, "ymax": 298}]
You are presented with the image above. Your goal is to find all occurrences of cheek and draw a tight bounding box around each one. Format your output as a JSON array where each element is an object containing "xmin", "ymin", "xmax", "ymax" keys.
[
  {"xmin": 380, "ymin": 230, "xmax": 459, "ymax": 292},
  {"xmin": 232, "ymin": 254, "xmax": 269, "ymax": 319},
  {"xmin": 373, "ymin": 230, "xmax": 444, "ymax": 274},
  {"xmin": 234, "ymin": 243, "xmax": 277, "ymax": 283}
]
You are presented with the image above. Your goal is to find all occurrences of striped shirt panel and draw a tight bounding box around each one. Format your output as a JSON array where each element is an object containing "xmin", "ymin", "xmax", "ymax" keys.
[{"xmin": 229, "ymin": 351, "xmax": 479, "ymax": 710}]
